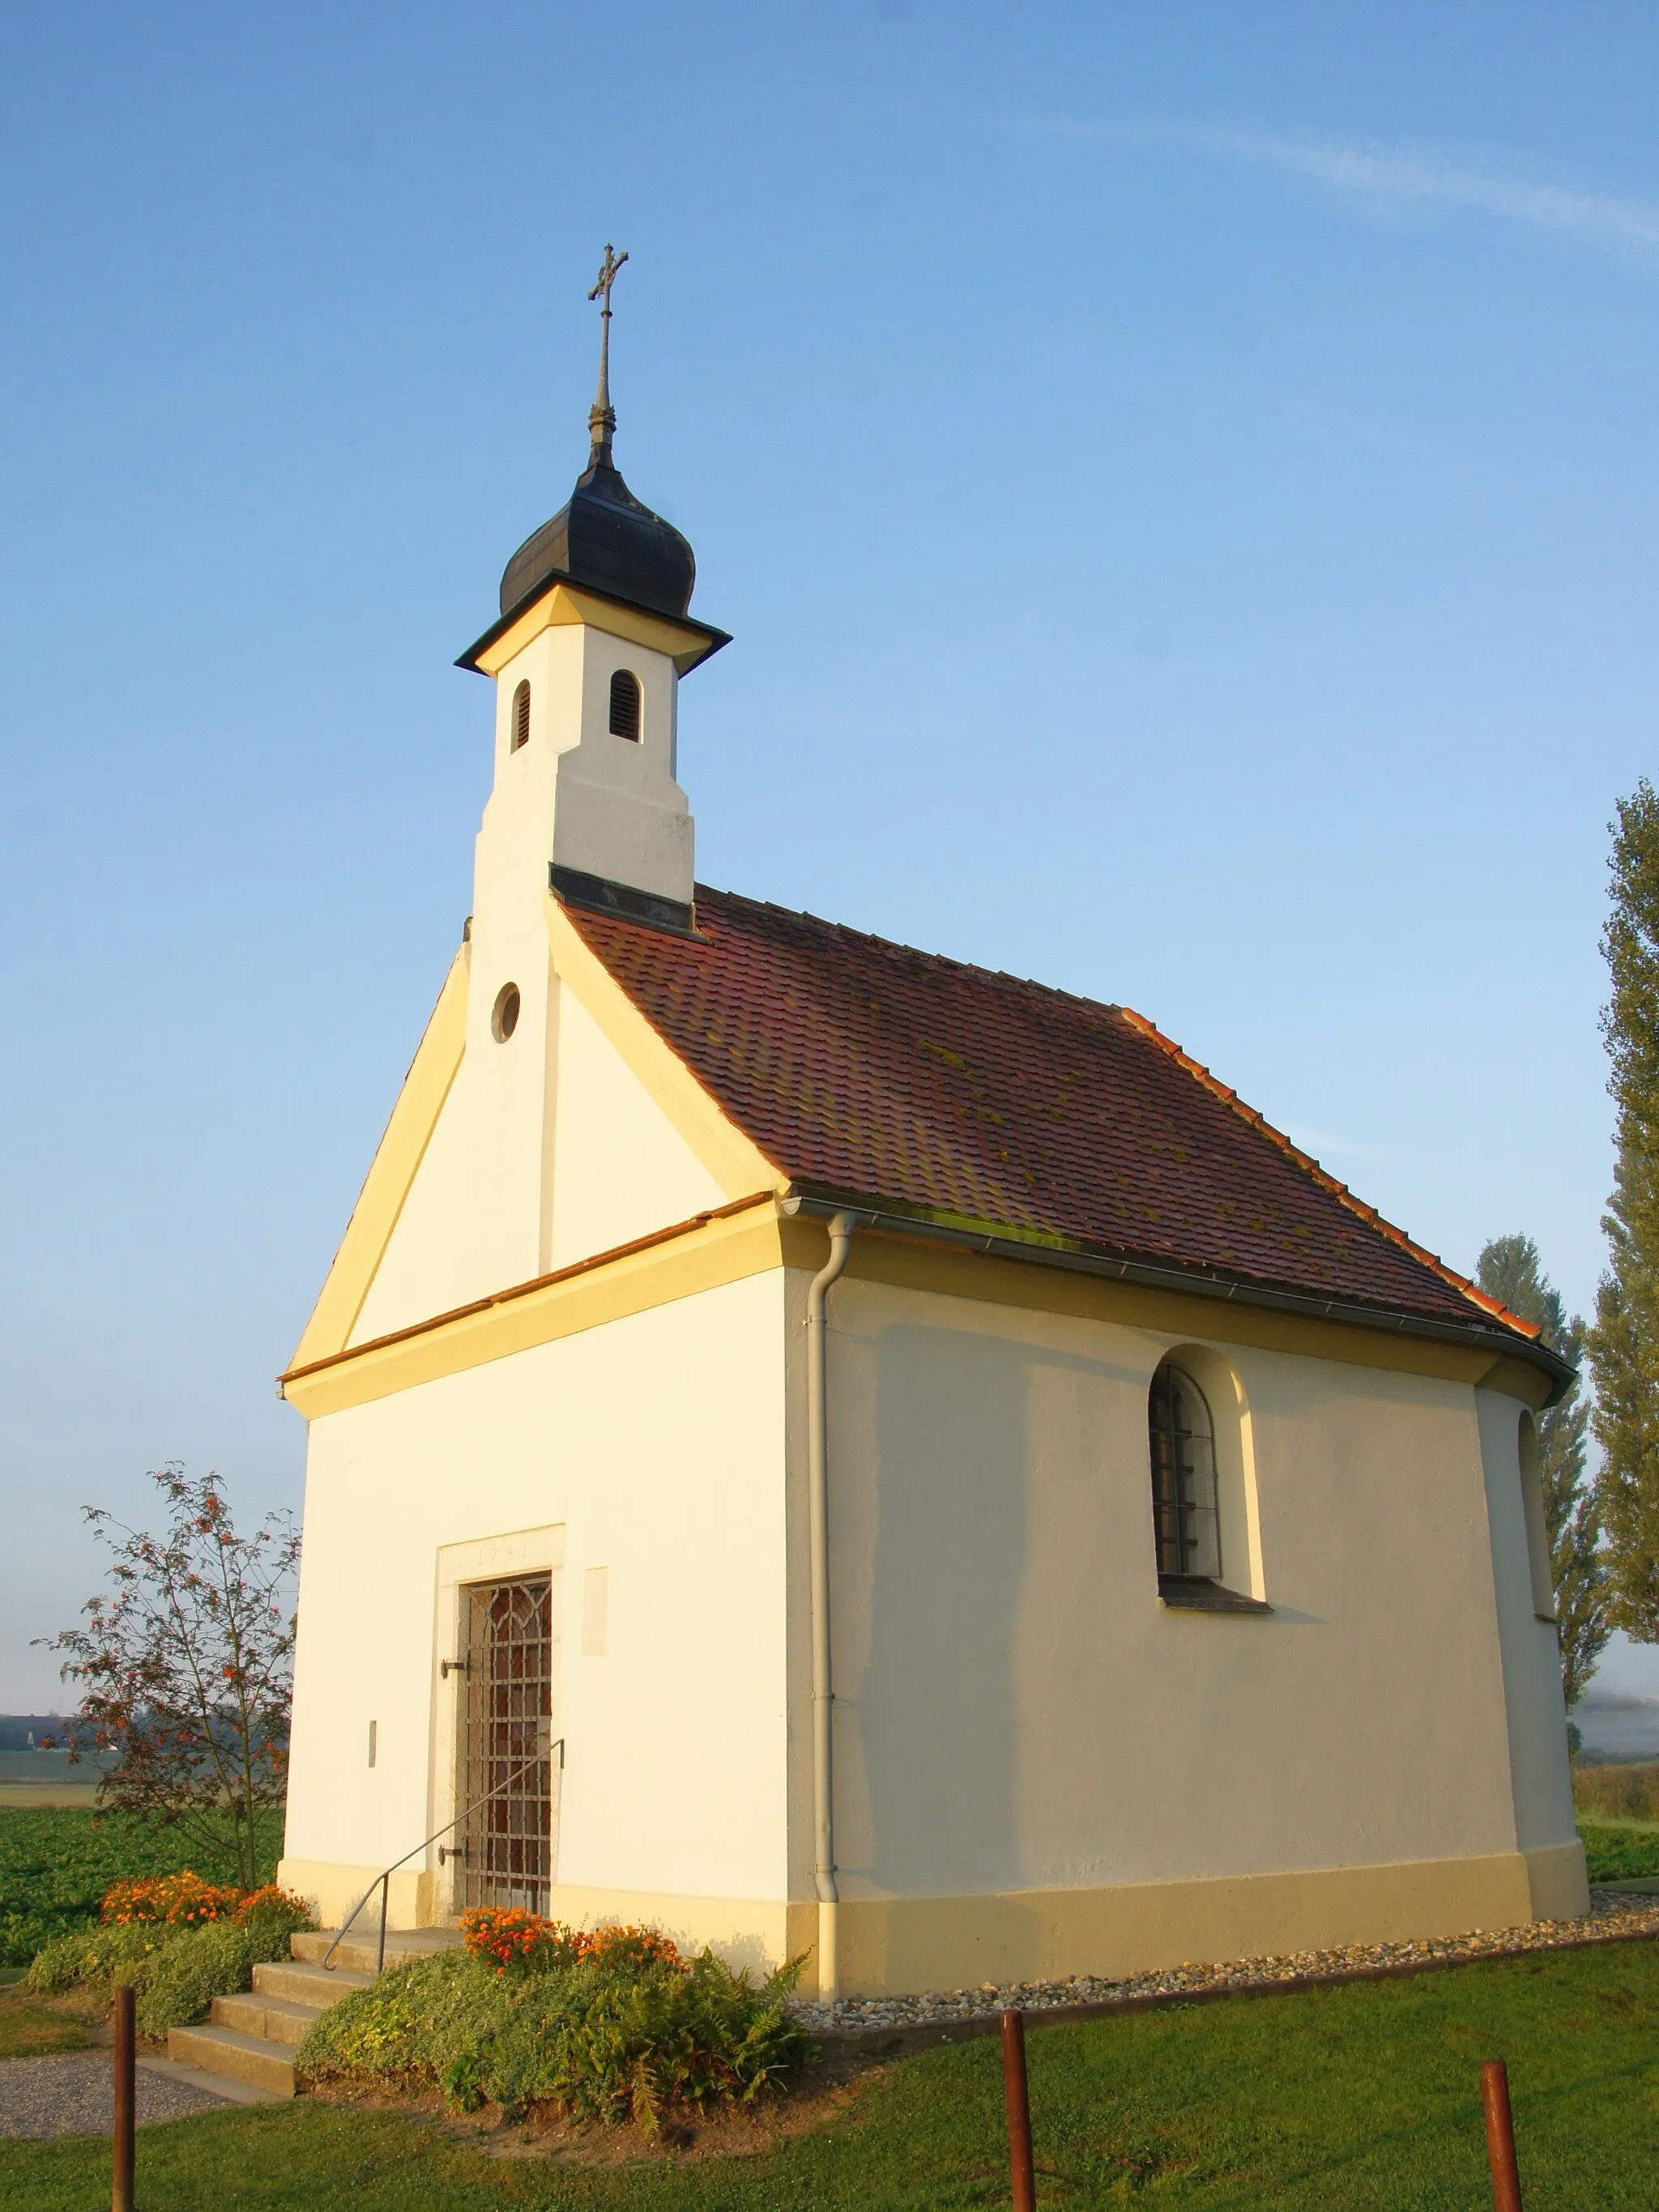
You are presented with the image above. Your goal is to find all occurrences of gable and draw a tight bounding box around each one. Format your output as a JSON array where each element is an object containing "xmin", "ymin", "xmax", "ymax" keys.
[{"xmin": 291, "ymin": 905, "xmax": 782, "ymax": 1371}]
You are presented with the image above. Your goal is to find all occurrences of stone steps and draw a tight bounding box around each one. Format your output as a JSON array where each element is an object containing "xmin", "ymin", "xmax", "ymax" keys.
[
  {"xmin": 252, "ymin": 1958, "xmax": 374, "ymax": 2009},
  {"xmin": 166, "ymin": 1924, "xmax": 463, "ymax": 2100},
  {"xmin": 213, "ymin": 1990, "xmax": 322, "ymax": 2048},
  {"xmin": 168, "ymin": 2022, "xmax": 302, "ymax": 2098}
]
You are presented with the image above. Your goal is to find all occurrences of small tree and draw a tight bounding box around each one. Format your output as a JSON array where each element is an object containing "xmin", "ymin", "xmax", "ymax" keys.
[
  {"xmin": 41, "ymin": 1465, "xmax": 300, "ymax": 1889},
  {"xmin": 1478, "ymin": 1234, "xmax": 1610, "ymax": 1710},
  {"xmin": 1588, "ymin": 779, "xmax": 1659, "ymax": 1642}
]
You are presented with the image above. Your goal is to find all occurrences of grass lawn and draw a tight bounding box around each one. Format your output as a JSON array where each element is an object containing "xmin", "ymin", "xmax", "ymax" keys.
[
  {"xmin": 3, "ymin": 1937, "xmax": 1657, "ymax": 2209},
  {"xmin": 0, "ymin": 1805, "xmax": 284, "ymax": 1965},
  {"xmin": 0, "ymin": 1984, "xmax": 91, "ymax": 2060}
]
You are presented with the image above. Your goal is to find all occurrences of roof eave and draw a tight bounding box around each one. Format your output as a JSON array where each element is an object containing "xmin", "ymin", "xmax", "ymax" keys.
[{"xmin": 779, "ymin": 1186, "xmax": 1576, "ymax": 1403}]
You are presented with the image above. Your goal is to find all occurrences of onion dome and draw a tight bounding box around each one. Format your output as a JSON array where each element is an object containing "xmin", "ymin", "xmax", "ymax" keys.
[
  {"xmin": 497, "ymin": 244, "xmax": 695, "ymax": 624},
  {"xmin": 497, "ymin": 443, "xmax": 695, "ymax": 623}
]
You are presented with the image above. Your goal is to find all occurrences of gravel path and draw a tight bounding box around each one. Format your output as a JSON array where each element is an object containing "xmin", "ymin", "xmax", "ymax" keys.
[
  {"xmin": 788, "ymin": 1886, "xmax": 1659, "ymax": 2035},
  {"xmin": 0, "ymin": 2051, "xmax": 231, "ymax": 2140}
]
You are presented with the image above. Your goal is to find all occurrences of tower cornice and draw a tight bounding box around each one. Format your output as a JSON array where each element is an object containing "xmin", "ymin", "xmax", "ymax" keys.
[{"xmin": 458, "ymin": 576, "xmax": 731, "ymax": 680}]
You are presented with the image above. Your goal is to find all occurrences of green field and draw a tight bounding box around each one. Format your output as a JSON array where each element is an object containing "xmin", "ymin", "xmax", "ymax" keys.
[
  {"xmin": 0, "ymin": 1807, "xmax": 284, "ymax": 1965},
  {"xmin": 3, "ymin": 1938, "xmax": 1658, "ymax": 2209},
  {"xmin": 1578, "ymin": 1818, "xmax": 1659, "ymax": 1884}
]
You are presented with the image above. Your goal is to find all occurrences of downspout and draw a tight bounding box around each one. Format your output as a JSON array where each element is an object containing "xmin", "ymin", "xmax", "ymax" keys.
[{"xmin": 806, "ymin": 1210, "xmax": 855, "ymax": 2003}]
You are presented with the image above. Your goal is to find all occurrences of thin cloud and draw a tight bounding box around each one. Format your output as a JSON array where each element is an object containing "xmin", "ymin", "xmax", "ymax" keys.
[{"xmin": 1004, "ymin": 113, "xmax": 1659, "ymax": 262}]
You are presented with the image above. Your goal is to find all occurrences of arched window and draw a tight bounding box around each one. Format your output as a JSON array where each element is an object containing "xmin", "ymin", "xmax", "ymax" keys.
[
  {"xmin": 1149, "ymin": 1361, "xmax": 1221, "ymax": 1580},
  {"xmin": 510, "ymin": 680, "xmax": 531, "ymax": 752},
  {"xmin": 608, "ymin": 668, "xmax": 642, "ymax": 742}
]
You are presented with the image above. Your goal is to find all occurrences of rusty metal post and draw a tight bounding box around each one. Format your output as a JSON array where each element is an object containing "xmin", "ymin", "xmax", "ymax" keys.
[
  {"xmin": 1482, "ymin": 2059, "xmax": 1524, "ymax": 2212},
  {"xmin": 1000, "ymin": 2007, "xmax": 1037, "ymax": 2212},
  {"xmin": 111, "ymin": 1982, "xmax": 135, "ymax": 2212}
]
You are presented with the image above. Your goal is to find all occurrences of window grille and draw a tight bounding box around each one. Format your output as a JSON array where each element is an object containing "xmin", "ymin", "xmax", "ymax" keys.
[
  {"xmin": 454, "ymin": 1576, "xmax": 554, "ymax": 1913},
  {"xmin": 1148, "ymin": 1362, "xmax": 1221, "ymax": 1580},
  {"xmin": 511, "ymin": 680, "xmax": 531, "ymax": 752},
  {"xmin": 608, "ymin": 668, "xmax": 642, "ymax": 741}
]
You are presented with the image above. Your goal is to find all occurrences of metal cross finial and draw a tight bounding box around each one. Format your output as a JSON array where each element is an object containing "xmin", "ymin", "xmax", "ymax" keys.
[{"xmin": 586, "ymin": 243, "xmax": 629, "ymax": 464}]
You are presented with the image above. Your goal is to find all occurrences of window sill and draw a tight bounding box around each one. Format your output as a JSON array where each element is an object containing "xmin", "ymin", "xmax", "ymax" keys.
[{"xmin": 1158, "ymin": 1576, "xmax": 1273, "ymax": 1615}]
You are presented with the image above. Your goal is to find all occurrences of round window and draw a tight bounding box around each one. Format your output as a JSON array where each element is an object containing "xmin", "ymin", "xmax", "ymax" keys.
[{"xmin": 491, "ymin": 983, "xmax": 521, "ymax": 1042}]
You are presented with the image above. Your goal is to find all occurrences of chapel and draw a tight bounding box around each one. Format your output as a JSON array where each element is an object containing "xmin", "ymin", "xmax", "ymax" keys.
[{"xmin": 276, "ymin": 261, "xmax": 1584, "ymax": 2001}]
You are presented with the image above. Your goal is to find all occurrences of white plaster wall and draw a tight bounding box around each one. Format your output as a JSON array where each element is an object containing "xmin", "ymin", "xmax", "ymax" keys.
[
  {"xmin": 806, "ymin": 1272, "xmax": 1544, "ymax": 1904},
  {"xmin": 1474, "ymin": 1387, "xmax": 1580, "ymax": 1853},
  {"xmin": 547, "ymin": 989, "xmax": 726, "ymax": 1271},
  {"xmin": 285, "ymin": 1269, "xmax": 791, "ymax": 1902},
  {"xmin": 350, "ymin": 973, "xmax": 727, "ymax": 1344}
]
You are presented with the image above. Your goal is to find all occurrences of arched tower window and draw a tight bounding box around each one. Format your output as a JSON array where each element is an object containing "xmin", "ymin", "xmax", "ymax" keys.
[
  {"xmin": 608, "ymin": 668, "xmax": 642, "ymax": 742},
  {"xmin": 510, "ymin": 680, "xmax": 531, "ymax": 752},
  {"xmin": 1149, "ymin": 1361, "xmax": 1221, "ymax": 1581}
]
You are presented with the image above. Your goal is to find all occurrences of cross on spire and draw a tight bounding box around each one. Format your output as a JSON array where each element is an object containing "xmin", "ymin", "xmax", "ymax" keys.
[{"xmin": 586, "ymin": 243, "xmax": 629, "ymax": 466}]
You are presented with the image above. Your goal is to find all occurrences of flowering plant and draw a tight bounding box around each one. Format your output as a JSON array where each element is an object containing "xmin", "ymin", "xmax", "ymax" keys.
[
  {"xmin": 458, "ymin": 1909, "xmax": 682, "ymax": 1978},
  {"xmin": 101, "ymin": 1871, "xmax": 242, "ymax": 1927},
  {"xmin": 100, "ymin": 1873, "xmax": 311, "ymax": 1930},
  {"xmin": 230, "ymin": 1884, "xmax": 312, "ymax": 1928},
  {"xmin": 585, "ymin": 1923, "xmax": 681, "ymax": 1971}
]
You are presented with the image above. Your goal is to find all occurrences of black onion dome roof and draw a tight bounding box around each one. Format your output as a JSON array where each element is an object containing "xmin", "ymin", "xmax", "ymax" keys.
[{"xmin": 499, "ymin": 453, "xmax": 696, "ymax": 622}]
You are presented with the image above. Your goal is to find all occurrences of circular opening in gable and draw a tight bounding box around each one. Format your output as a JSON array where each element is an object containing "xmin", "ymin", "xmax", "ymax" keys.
[{"xmin": 491, "ymin": 983, "xmax": 521, "ymax": 1042}]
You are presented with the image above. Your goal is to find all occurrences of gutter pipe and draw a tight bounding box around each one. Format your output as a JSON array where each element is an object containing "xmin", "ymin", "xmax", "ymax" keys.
[{"xmin": 806, "ymin": 1210, "xmax": 855, "ymax": 2004}]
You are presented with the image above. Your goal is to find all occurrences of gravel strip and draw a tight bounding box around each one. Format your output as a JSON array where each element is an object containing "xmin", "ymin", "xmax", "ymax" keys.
[
  {"xmin": 787, "ymin": 1887, "xmax": 1659, "ymax": 2035},
  {"xmin": 0, "ymin": 2050, "xmax": 232, "ymax": 2140}
]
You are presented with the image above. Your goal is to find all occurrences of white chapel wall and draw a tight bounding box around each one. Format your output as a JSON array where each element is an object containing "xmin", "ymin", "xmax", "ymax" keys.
[
  {"xmin": 802, "ymin": 1271, "xmax": 1570, "ymax": 1911},
  {"xmin": 1473, "ymin": 1386, "xmax": 1580, "ymax": 1870},
  {"xmin": 546, "ymin": 985, "xmax": 727, "ymax": 1271},
  {"xmin": 348, "ymin": 971, "xmax": 728, "ymax": 1345},
  {"xmin": 282, "ymin": 1268, "xmax": 791, "ymax": 1919}
]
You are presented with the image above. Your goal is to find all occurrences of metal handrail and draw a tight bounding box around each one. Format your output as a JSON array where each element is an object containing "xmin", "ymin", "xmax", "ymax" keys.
[{"xmin": 322, "ymin": 1735, "xmax": 565, "ymax": 1975}]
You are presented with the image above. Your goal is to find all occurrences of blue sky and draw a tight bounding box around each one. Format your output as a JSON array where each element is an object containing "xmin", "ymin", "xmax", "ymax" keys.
[{"xmin": 4, "ymin": 2, "xmax": 1659, "ymax": 1705}]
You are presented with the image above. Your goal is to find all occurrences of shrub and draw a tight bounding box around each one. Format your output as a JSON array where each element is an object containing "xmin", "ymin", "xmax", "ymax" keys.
[
  {"xmin": 26, "ymin": 1891, "xmax": 313, "ymax": 2035},
  {"xmin": 1573, "ymin": 1761, "xmax": 1659, "ymax": 1825},
  {"xmin": 299, "ymin": 1937, "xmax": 809, "ymax": 2132}
]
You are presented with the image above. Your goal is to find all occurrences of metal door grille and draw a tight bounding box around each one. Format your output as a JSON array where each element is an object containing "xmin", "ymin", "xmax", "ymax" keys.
[{"xmin": 455, "ymin": 1576, "xmax": 554, "ymax": 1913}]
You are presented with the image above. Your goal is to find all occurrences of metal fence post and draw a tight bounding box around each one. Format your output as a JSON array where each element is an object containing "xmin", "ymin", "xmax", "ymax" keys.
[
  {"xmin": 111, "ymin": 1982, "xmax": 135, "ymax": 2212},
  {"xmin": 1000, "ymin": 2007, "xmax": 1037, "ymax": 2212},
  {"xmin": 1482, "ymin": 2058, "xmax": 1524, "ymax": 2212}
]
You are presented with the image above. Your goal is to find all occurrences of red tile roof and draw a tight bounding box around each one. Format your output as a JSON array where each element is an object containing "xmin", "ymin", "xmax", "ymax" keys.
[{"xmin": 567, "ymin": 887, "xmax": 1537, "ymax": 1343}]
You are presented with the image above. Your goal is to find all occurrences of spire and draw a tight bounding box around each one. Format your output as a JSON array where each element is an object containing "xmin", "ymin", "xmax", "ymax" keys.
[{"xmin": 585, "ymin": 243, "xmax": 629, "ymax": 468}]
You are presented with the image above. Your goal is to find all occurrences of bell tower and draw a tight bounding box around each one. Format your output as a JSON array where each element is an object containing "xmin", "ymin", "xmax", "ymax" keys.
[{"xmin": 456, "ymin": 243, "xmax": 728, "ymax": 944}]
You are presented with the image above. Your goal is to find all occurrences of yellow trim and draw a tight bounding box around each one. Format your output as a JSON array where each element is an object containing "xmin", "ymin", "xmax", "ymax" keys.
[
  {"xmin": 282, "ymin": 1203, "xmax": 787, "ymax": 1418},
  {"xmin": 275, "ymin": 1846, "xmax": 1585, "ymax": 1996},
  {"xmin": 476, "ymin": 582, "xmax": 719, "ymax": 679},
  {"xmin": 834, "ymin": 1227, "xmax": 1555, "ymax": 1404},
  {"xmin": 830, "ymin": 1848, "xmax": 1576, "ymax": 1998},
  {"xmin": 289, "ymin": 1205, "xmax": 1558, "ymax": 1424},
  {"xmin": 548, "ymin": 894, "xmax": 785, "ymax": 1200},
  {"xmin": 287, "ymin": 951, "xmax": 470, "ymax": 1371}
]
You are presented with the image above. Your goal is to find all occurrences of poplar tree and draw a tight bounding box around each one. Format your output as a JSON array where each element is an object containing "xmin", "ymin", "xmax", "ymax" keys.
[
  {"xmin": 1589, "ymin": 778, "xmax": 1659, "ymax": 1641},
  {"xmin": 1478, "ymin": 1234, "xmax": 1607, "ymax": 1707}
]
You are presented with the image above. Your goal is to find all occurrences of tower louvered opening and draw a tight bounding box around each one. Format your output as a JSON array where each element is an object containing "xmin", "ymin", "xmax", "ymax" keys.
[
  {"xmin": 511, "ymin": 680, "xmax": 531, "ymax": 752},
  {"xmin": 608, "ymin": 668, "xmax": 642, "ymax": 742}
]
